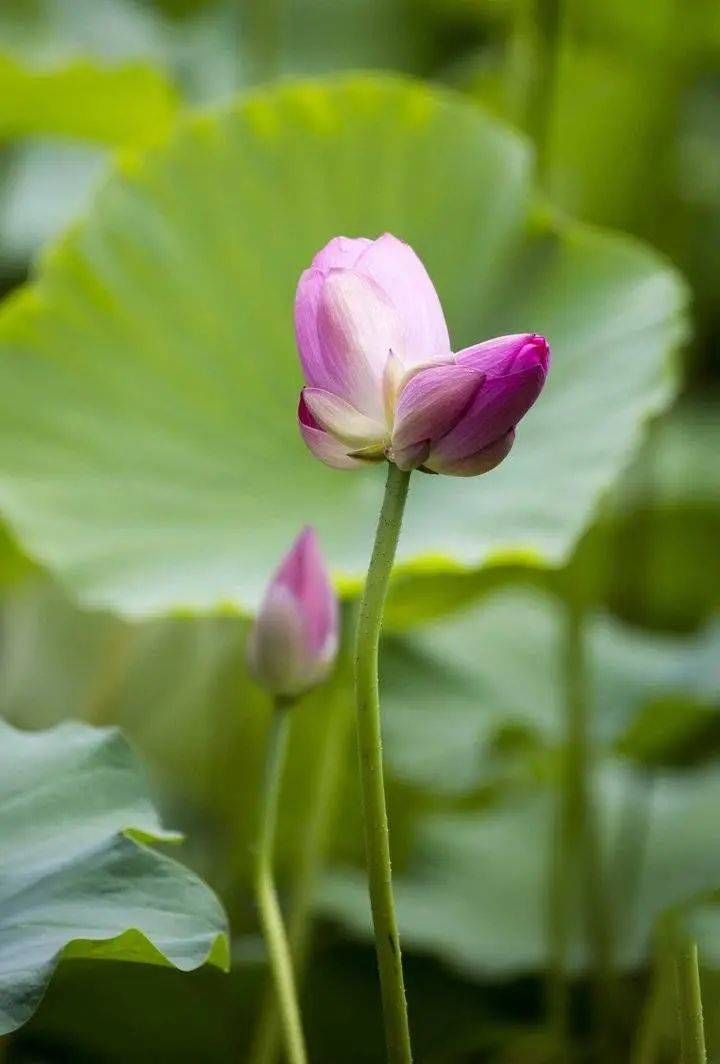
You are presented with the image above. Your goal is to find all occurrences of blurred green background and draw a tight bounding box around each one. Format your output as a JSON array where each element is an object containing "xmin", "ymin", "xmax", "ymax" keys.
[{"xmin": 0, "ymin": 1, "xmax": 718, "ymax": 1061}]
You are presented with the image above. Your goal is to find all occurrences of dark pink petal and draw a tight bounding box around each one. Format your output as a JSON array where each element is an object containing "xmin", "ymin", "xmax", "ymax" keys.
[
  {"xmin": 391, "ymin": 363, "xmax": 484, "ymax": 470},
  {"xmin": 456, "ymin": 333, "xmax": 550, "ymax": 380},
  {"xmin": 431, "ymin": 363, "xmax": 546, "ymax": 464},
  {"xmin": 354, "ymin": 233, "xmax": 451, "ymax": 367},
  {"xmin": 427, "ymin": 429, "xmax": 516, "ymax": 476},
  {"xmin": 298, "ymin": 393, "xmax": 364, "ymax": 470}
]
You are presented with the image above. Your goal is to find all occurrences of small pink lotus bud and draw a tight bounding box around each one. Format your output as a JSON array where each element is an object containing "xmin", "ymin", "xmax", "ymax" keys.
[
  {"xmin": 294, "ymin": 233, "xmax": 550, "ymax": 476},
  {"xmin": 247, "ymin": 527, "xmax": 339, "ymax": 699}
]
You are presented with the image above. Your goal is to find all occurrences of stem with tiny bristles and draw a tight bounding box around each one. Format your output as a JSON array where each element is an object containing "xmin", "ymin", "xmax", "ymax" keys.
[
  {"xmin": 675, "ymin": 939, "xmax": 706, "ymax": 1064},
  {"xmin": 355, "ymin": 462, "xmax": 413, "ymax": 1064}
]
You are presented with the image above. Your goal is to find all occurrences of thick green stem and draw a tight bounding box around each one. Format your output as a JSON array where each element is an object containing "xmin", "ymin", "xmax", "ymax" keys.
[
  {"xmin": 675, "ymin": 940, "xmax": 706, "ymax": 1064},
  {"xmin": 250, "ymin": 682, "xmax": 353, "ymax": 1064},
  {"xmin": 254, "ymin": 699, "xmax": 307, "ymax": 1064},
  {"xmin": 355, "ymin": 462, "xmax": 413, "ymax": 1064}
]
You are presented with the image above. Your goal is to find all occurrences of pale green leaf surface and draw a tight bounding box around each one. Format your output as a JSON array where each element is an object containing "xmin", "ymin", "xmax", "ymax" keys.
[
  {"xmin": 0, "ymin": 719, "xmax": 229, "ymax": 1034},
  {"xmin": 0, "ymin": 54, "xmax": 178, "ymax": 147},
  {"xmin": 0, "ymin": 76, "xmax": 688, "ymax": 616}
]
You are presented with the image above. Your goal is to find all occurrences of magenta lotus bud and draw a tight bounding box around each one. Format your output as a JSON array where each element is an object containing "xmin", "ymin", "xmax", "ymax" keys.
[
  {"xmin": 295, "ymin": 234, "xmax": 550, "ymax": 476},
  {"xmin": 247, "ymin": 527, "xmax": 339, "ymax": 699}
]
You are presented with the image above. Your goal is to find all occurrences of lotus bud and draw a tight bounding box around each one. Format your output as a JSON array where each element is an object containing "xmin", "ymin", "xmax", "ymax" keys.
[
  {"xmin": 247, "ymin": 527, "xmax": 338, "ymax": 699},
  {"xmin": 295, "ymin": 233, "xmax": 550, "ymax": 476}
]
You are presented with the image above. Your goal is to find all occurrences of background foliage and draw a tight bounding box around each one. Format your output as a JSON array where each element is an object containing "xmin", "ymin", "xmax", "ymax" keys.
[{"xmin": 0, "ymin": 1, "xmax": 717, "ymax": 1061}]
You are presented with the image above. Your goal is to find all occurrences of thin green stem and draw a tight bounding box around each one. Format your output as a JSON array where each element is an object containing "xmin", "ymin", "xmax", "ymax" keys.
[
  {"xmin": 547, "ymin": 776, "xmax": 573, "ymax": 1055},
  {"xmin": 674, "ymin": 940, "xmax": 706, "ymax": 1064},
  {"xmin": 355, "ymin": 462, "xmax": 413, "ymax": 1064},
  {"xmin": 548, "ymin": 587, "xmax": 615, "ymax": 1060},
  {"xmin": 631, "ymin": 949, "xmax": 667, "ymax": 1064},
  {"xmin": 250, "ymin": 681, "xmax": 353, "ymax": 1064},
  {"xmin": 510, "ymin": 0, "xmax": 565, "ymax": 180},
  {"xmin": 245, "ymin": 0, "xmax": 283, "ymax": 84},
  {"xmin": 254, "ymin": 699, "xmax": 307, "ymax": 1064},
  {"xmin": 568, "ymin": 595, "xmax": 615, "ymax": 1061}
]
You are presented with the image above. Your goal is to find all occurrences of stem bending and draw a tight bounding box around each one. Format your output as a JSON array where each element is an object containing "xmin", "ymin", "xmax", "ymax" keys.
[
  {"xmin": 254, "ymin": 699, "xmax": 307, "ymax": 1064},
  {"xmin": 355, "ymin": 463, "xmax": 413, "ymax": 1064}
]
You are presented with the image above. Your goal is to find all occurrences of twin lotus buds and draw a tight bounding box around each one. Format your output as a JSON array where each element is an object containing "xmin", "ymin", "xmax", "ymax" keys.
[
  {"xmin": 247, "ymin": 527, "xmax": 339, "ymax": 699},
  {"xmin": 295, "ymin": 233, "xmax": 550, "ymax": 475}
]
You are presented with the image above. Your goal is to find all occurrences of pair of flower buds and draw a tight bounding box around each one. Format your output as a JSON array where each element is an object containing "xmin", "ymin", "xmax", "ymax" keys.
[{"xmin": 248, "ymin": 234, "xmax": 550, "ymax": 697}]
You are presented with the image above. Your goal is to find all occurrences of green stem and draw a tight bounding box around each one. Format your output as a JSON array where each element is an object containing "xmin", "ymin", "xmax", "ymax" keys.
[
  {"xmin": 547, "ymin": 778, "xmax": 572, "ymax": 1055},
  {"xmin": 250, "ymin": 681, "xmax": 353, "ymax": 1064},
  {"xmin": 254, "ymin": 699, "xmax": 307, "ymax": 1064},
  {"xmin": 355, "ymin": 462, "xmax": 413, "ymax": 1064},
  {"xmin": 631, "ymin": 950, "xmax": 667, "ymax": 1064},
  {"xmin": 674, "ymin": 940, "xmax": 706, "ymax": 1064},
  {"xmin": 569, "ymin": 596, "xmax": 615, "ymax": 1060},
  {"xmin": 511, "ymin": 0, "xmax": 565, "ymax": 181},
  {"xmin": 549, "ymin": 589, "xmax": 614, "ymax": 1060},
  {"xmin": 246, "ymin": 0, "xmax": 283, "ymax": 84}
]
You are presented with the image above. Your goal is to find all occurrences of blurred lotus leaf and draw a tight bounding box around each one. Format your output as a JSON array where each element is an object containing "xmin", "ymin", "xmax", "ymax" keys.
[
  {"xmin": 0, "ymin": 53, "xmax": 178, "ymax": 146},
  {"xmin": 321, "ymin": 763, "xmax": 720, "ymax": 978},
  {"xmin": 381, "ymin": 588, "xmax": 720, "ymax": 793}
]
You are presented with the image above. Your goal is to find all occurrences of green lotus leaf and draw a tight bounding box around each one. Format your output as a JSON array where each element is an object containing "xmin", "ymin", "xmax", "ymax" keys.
[
  {"xmin": 0, "ymin": 75, "xmax": 688, "ymax": 616},
  {"xmin": 0, "ymin": 718, "xmax": 229, "ymax": 1034},
  {"xmin": 0, "ymin": 53, "xmax": 178, "ymax": 146}
]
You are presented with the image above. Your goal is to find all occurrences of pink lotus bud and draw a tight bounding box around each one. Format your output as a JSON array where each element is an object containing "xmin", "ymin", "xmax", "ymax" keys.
[
  {"xmin": 295, "ymin": 234, "xmax": 550, "ymax": 476},
  {"xmin": 247, "ymin": 528, "xmax": 339, "ymax": 699}
]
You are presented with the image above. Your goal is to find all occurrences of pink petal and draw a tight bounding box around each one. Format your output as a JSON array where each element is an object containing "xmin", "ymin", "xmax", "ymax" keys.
[
  {"xmin": 247, "ymin": 584, "xmax": 307, "ymax": 694},
  {"xmin": 302, "ymin": 387, "xmax": 386, "ymax": 449},
  {"xmin": 295, "ymin": 267, "xmax": 329, "ymax": 388},
  {"xmin": 315, "ymin": 269, "xmax": 403, "ymax": 419},
  {"xmin": 312, "ymin": 236, "xmax": 373, "ymax": 271},
  {"xmin": 293, "ymin": 238, "xmax": 380, "ymax": 396},
  {"xmin": 431, "ymin": 363, "xmax": 546, "ymax": 465},
  {"xmin": 391, "ymin": 363, "xmax": 485, "ymax": 470},
  {"xmin": 274, "ymin": 526, "xmax": 338, "ymax": 658},
  {"xmin": 248, "ymin": 526, "xmax": 339, "ymax": 696},
  {"xmin": 354, "ymin": 233, "xmax": 451, "ymax": 367},
  {"xmin": 427, "ymin": 429, "xmax": 516, "ymax": 477},
  {"xmin": 456, "ymin": 333, "xmax": 550, "ymax": 380},
  {"xmin": 298, "ymin": 393, "xmax": 364, "ymax": 470}
]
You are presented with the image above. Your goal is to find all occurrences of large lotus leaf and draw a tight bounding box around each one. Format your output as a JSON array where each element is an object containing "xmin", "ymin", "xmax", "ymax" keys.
[
  {"xmin": 381, "ymin": 587, "xmax": 720, "ymax": 793},
  {"xmin": 0, "ymin": 718, "xmax": 229, "ymax": 1034},
  {"xmin": 0, "ymin": 75, "xmax": 687, "ymax": 616},
  {"xmin": 320, "ymin": 763, "xmax": 720, "ymax": 978},
  {"xmin": 0, "ymin": 54, "xmax": 178, "ymax": 146}
]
